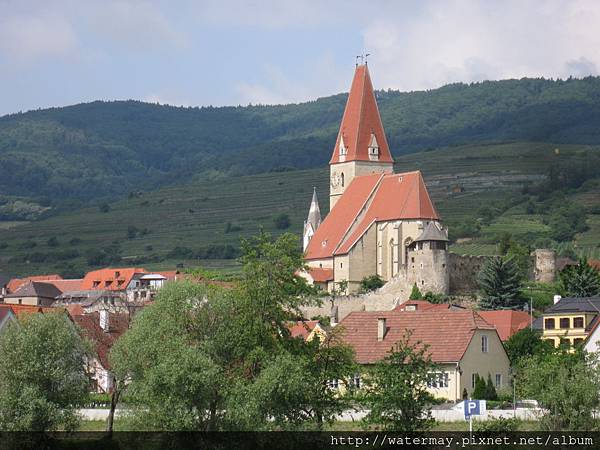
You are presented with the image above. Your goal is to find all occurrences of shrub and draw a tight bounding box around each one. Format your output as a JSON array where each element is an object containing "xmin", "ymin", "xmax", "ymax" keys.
[
  {"xmin": 359, "ymin": 275, "xmax": 385, "ymax": 292},
  {"xmin": 274, "ymin": 213, "xmax": 291, "ymax": 230}
]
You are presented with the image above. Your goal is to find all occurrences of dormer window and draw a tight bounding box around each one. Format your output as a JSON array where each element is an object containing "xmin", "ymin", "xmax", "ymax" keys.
[
  {"xmin": 339, "ymin": 136, "xmax": 347, "ymax": 161},
  {"xmin": 368, "ymin": 133, "xmax": 379, "ymax": 161}
]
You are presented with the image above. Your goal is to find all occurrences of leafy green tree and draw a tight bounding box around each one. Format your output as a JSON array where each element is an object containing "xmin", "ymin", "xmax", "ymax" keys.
[
  {"xmin": 478, "ymin": 256, "xmax": 525, "ymax": 310},
  {"xmin": 362, "ymin": 330, "xmax": 436, "ymax": 432},
  {"xmin": 359, "ymin": 274, "xmax": 385, "ymax": 293},
  {"xmin": 559, "ymin": 258, "xmax": 600, "ymax": 297},
  {"xmin": 409, "ymin": 283, "xmax": 423, "ymax": 300},
  {"xmin": 46, "ymin": 236, "xmax": 59, "ymax": 247},
  {"xmin": 498, "ymin": 233, "xmax": 512, "ymax": 255},
  {"xmin": 0, "ymin": 312, "xmax": 90, "ymax": 431},
  {"xmin": 273, "ymin": 213, "xmax": 291, "ymax": 230},
  {"xmin": 225, "ymin": 328, "xmax": 356, "ymax": 430},
  {"xmin": 110, "ymin": 282, "xmax": 227, "ymax": 431},
  {"xmin": 517, "ymin": 350, "xmax": 600, "ymax": 430},
  {"xmin": 504, "ymin": 327, "xmax": 552, "ymax": 364}
]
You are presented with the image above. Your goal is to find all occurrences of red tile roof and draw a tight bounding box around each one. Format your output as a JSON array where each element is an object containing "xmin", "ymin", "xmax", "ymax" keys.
[
  {"xmin": 305, "ymin": 173, "xmax": 382, "ymax": 259},
  {"xmin": 288, "ymin": 320, "xmax": 320, "ymax": 340},
  {"xmin": 7, "ymin": 274, "xmax": 63, "ymax": 293},
  {"xmin": 477, "ymin": 310, "xmax": 532, "ymax": 341},
  {"xmin": 339, "ymin": 309, "xmax": 495, "ymax": 364},
  {"xmin": 330, "ymin": 64, "xmax": 393, "ymax": 164},
  {"xmin": 71, "ymin": 312, "xmax": 129, "ymax": 369},
  {"xmin": 309, "ymin": 267, "xmax": 334, "ymax": 283},
  {"xmin": 0, "ymin": 304, "xmax": 52, "ymax": 318},
  {"xmin": 305, "ymin": 171, "xmax": 439, "ymax": 259},
  {"xmin": 81, "ymin": 268, "xmax": 146, "ymax": 291},
  {"xmin": 44, "ymin": 279, "xmax": 83, "ymax": 293},
  {"xmin": 394, "ymin": 300, "xmax": 454, "ymax": 312}
]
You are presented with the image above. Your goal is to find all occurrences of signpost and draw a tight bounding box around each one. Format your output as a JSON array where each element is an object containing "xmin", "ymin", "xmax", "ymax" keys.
[{"xmin": 463, "ymin": 399, "xmax": 486, "ymax": 432}]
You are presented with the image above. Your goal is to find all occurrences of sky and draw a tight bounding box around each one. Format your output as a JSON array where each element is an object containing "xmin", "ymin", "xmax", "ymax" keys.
[{"xmin": 1, "ymin": 0, "xmax": 600, "ymax": 116}]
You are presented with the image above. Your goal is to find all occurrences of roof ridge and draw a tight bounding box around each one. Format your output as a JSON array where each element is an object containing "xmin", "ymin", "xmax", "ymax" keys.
[
  {"xmin": 333, "ymin": 173, "xmax": 385, "ymax": 255},
  {"xmin": 353, "ymin": 66, "xmax": 367, "ymax": 160}
]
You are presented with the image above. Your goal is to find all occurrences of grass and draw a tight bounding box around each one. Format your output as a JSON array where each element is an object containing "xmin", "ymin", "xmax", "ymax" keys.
[{"xmin": 0, "ymin": 141, "xmax": 598, "ymax": 276}]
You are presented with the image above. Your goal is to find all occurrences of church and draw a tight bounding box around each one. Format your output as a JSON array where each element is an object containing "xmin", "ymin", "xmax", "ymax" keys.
[{"xmin": 302, "ymin": 64, "xmax": 450, "ymax": 295}]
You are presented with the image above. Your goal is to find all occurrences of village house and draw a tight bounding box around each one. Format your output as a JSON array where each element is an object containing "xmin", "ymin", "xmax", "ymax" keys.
[
  {"xmin": 539, "ymin": 296, "xmax": 600, "ymax": 347},
  {"xmin": 288, "ymin": 320, "xmax": 327, "ymax": 342},
  {"xmin": 338, "ymin": 308, "xmax": 510, "ymax": 401},
  {"xmin": 3, "ymin": 281, "xmax": 63, "ymax": 306},
  {"xmin": 71, "ymin": 310, "xmax": 129, "ymax": 393},
  {"xmin": 302, "ymin": 64, "xmax": 448, "ymax": 296},
  {"xmin": 6, "ymin": 274, "xmax": 65, "ymax": 293},
  {"xmin": 477, "ymin": 310, "xmax": 532, "ymax": 341}
]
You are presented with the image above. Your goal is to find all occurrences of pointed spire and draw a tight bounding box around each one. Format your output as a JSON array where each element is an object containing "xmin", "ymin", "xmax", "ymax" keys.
[
  {"xmin": 307, "ymin": 187, "xmax": 321, "ymax": 230},
  {"xmin": 303, "ymin": 187, "xmax": 322, "ymax": 251},
  {"xmin": 330, "ymin": 64, "xmax": 394, "ymax": 164}
]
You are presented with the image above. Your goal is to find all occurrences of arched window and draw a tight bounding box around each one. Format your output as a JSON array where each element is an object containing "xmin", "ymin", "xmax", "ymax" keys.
[{"xmin": 341, "ymin": 173, "xmax": 345, "ymax": 187}]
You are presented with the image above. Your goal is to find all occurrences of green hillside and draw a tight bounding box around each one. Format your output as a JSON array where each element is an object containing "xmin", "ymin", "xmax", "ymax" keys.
[
  {"xmin": 3, "ymin": 77, "xmax": 600, "ymax": 216},
  {"xmin": 1, "ymin": 142, "xmax": 598, "ymax": 277}
]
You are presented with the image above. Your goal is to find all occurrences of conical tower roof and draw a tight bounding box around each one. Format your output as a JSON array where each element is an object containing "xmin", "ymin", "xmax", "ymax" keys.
[
  {"xmin": 330, "ymin": 64, "xmax": 394, "ymax": 164},
  {"xmin": 306, "ymin": 187, "xmax": 321, "ymax": 230}
]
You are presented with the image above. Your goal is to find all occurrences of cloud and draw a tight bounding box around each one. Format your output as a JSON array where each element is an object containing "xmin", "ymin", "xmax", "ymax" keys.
[
  {"xmin": 0, "ymin": 11, "xmax": 78, "ymax": 65},
  {"xmin": 361, "ymin": 0, "xmax": 600, "ymax": 91},
  {"xmin": 234, "ymin": 54, "xmax": 347, "ymax": 105},
  {"xmin": 87, "ymin": 1, "xmax": 188, "ymax": 51}
]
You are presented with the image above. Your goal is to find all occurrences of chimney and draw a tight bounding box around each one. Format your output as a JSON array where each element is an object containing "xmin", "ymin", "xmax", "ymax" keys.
[
  {"xmin": 100, "ymin": 310, "xmax": 109, "ymax": 332},
  {"xmin": 377, "ymin": 317, "xmax": 386, "ymax": 341},
  {"xmin": 553, "ymin": 295, "xmax": 562, "ymax": 305}
]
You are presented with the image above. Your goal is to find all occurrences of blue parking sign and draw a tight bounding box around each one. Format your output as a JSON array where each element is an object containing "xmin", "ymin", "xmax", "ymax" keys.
[{"xmin": 464, "ymin": 400, "xmax": 481, "ymax": 419}]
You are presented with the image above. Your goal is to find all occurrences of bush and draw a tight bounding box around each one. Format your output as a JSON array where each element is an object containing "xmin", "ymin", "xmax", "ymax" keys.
[
  {"xmin": 274, "ymin": 213, "xmax": 291, "ymax": 230},
  {"xmin": 47, "ymin": 237, "xmax": 59, "ymax": 247},
  {"xmin": 474, "ymin": 417, "xmax": 521, "ymax": 432},
  {"xmin": 99, "ymin": 203, "xmax": 110, "ymax": 213},
  {"xmin": 224, "ymin": 222, "xmax": 242, "ymax": 233},
  {"xmin": 359, "ymin": 274, "xmax": 385, "ymax": 292}
]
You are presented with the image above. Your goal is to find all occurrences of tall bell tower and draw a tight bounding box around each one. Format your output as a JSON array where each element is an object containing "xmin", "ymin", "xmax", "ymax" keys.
[{"xmin": 329, "ymin": 63, "xmax": 394, "ymax": 210}]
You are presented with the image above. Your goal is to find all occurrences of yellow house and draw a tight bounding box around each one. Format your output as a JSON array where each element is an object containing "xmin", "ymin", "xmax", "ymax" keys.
[
  {"xmin": 338, "ymin": 309, "xmax": 510, "ymax": 401},
  {"xmin": 540, "ymin": 296, "xmax": 600, "ymax": 347}
]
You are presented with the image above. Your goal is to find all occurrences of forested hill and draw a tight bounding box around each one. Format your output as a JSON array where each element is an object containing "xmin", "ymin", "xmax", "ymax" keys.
[{"xmin": 2, "ymin": 76, "xmax": 600, "ymax": 205}]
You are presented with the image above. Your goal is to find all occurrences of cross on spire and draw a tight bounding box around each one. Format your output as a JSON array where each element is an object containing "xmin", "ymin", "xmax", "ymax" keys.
[{"xmin": 355, "ymin": 53, "xmax": 371, "ymax": 67}]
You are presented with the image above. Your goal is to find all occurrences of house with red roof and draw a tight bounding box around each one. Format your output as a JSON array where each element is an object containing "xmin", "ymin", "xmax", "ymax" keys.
[
  {"xmin": 288, "ymin": 320, "xmax": 327, "ymax": 341},
  {"xmin": 71, "ymin": 311, "xmax": 129, "ymax": 393},
  {"xmin": 302, "ymin": 64, "xmax": 448, "ymax": 296},
  {"xmin": 6, "ymin": 274, "xmax": 63, "ymax": 293},
  {"xmin": 477, "ymin": 310, "xmax": 532, "ymax": 341},
  {"xmin": 338, "ymin": 308, "xmax": 510, "ymax": 401}
]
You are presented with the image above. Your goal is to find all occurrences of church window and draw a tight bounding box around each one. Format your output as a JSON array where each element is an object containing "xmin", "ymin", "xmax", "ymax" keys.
[
  {"xmin": 340, "ymin": 263, "xmax": 343, "ymax": 268},
  {"xmin": 341, "ymin": 173, "xmax": 345, "ymax": 187},
  {"xmin": 421, "ymin": 280, "xmax": 424, "ymax": 285}
]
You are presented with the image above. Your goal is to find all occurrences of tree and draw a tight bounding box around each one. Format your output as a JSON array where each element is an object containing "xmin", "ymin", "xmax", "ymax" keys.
[
  {"xmin": 517, "ymin": 350, "xmax": 600, "ymax": 430},
  {"xmin": 111, "ymin": 232, "xmax": 333, "ymax": 431},
  {"xmin": 409, "ymin": 283, "xmax": 423, "ymax": 300},
  {"xmin": 110, "ymin": 282, "xmax": 227, "ymax": 431},
  {"xmin": 504, "ymin": 327, "xmax": 553, "ymax": 364},
  {"xmin": 0, "ymin": 312, "xmax": 90, "ymax": 431},
  {"xmin": 47, "ymin": 236, "xmax": 59, "ymax": 247},
  {"xmin": 478, "ymin": 256, "xmax": 525, "ymax": 310},
  {"xmin": 359, "ymin": 274, "xmax": 385, "ymax": 293},
  {"xmin": 362, "ymin": 330, "xmax": 436, "ymax": 432},
  {"xmin": 485, "ymin": 374, "xmax": 498, "ymax": 401},
  {"xmin": 225, "ymin": 328, "xmax": 356, "ymax": 430},
  {"xmin": 559, "ymin": 258, "xmax": 600, "ymax": 297},
  {"xmin": 273, "ymin": 213, "xmax": 291, "ymax": 230},
  {"xmin": 471, "ymin": 374, "xmax": 487, "ymax": 400}
]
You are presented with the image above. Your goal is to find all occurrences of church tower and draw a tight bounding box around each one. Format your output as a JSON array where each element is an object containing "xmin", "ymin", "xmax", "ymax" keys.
[
  {"xmin": 303, "ymin": 187, "xmax": 321, "ymax": 251},
  {"xmin": 329, "ymin": 64, "xmax": 394, "ymax": 210}
]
